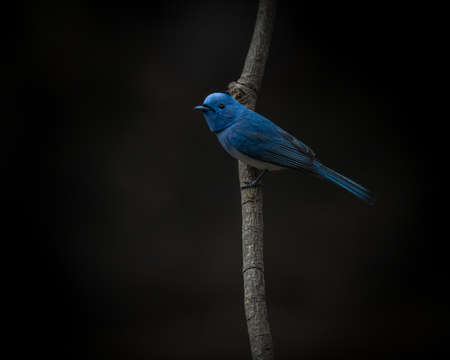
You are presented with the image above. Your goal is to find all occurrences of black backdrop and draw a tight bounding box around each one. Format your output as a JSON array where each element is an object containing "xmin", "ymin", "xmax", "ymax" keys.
[{"xmin": 15, "ymin": 1, "xmax": 447, "ymax": 359}]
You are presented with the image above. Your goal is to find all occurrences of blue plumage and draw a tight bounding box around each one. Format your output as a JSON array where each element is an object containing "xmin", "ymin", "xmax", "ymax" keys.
[{"xmin": 194, "ymin": 92, "xmax": 374, "ymax": 204}]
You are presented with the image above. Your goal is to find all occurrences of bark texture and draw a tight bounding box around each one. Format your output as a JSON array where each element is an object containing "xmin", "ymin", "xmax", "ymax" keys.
[{"xmin": 227, "ymin": 1, "xmax": 276, "ymax": 359}]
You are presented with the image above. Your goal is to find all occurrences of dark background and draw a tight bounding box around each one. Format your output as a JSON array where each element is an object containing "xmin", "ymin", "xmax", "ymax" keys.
[{"xmin": 15, "ymin": 1, "xmax": 447, "ymax": 359}]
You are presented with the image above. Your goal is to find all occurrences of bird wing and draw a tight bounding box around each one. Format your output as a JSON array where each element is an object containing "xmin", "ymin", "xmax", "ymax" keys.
[
  {"xmin": 228, "ymin": 113, "xmax": 317, "ymax": 171},
  {"xmin": 276, "ymin": 127, "xmax": 316, "ymax": 158}
]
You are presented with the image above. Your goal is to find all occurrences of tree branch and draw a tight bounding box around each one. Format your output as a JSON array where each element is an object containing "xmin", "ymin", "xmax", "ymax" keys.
[{"xmin": 228, "ymin": 1, "xmax": 276, "ymax": 359}]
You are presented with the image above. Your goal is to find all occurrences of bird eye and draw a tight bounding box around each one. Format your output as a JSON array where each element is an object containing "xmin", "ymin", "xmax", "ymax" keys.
[{"xmin": 218, "ymin": 104, "xmax": 225, "ymax": 109}]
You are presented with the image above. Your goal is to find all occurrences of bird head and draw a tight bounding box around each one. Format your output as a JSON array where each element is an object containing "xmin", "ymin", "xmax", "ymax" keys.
[{"xmin": 194, "ymin": 92, "xmax": 242, "ymax": 132}]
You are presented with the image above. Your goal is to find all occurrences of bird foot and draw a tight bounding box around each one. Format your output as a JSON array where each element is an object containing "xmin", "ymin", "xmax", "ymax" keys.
[
  {"xmin": 240, "ymin": 181, "xmax": 262, "ymax": 190},
  {"xmin": 240, "ymin": 170, "xmax": 268, "ymax": 190}
]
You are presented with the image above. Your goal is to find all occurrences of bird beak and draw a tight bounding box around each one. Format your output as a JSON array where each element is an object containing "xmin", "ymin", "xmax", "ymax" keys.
[{"xmin": 193, "ymin": 105, "xmax": 209, "ymax": 112}]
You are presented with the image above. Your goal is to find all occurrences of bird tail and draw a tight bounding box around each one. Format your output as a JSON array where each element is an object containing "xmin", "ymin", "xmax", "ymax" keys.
[{"xmin": 313, "ymin": 161, "xmax": 375, "ymax": 205}]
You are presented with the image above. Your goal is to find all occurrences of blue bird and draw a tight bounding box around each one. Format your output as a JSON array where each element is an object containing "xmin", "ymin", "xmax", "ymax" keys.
[{"xmin": 194, "ymin": 92, "xmax": 374, "ymax": 204}]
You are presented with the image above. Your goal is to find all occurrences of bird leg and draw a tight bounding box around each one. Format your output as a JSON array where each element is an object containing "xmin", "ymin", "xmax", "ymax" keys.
[{"xmin": 241, "ymin": 170, "xmax": 268, "ymax": 189}]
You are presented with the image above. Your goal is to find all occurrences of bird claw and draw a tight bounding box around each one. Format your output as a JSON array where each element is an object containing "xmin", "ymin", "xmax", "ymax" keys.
[
  {"xmin": 240, "ymin": 170, "xmax": 268, "ymax": 190},
  {"xmin": 241, "ymin": 181, "xmax": 262, "ymax": 190}
]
